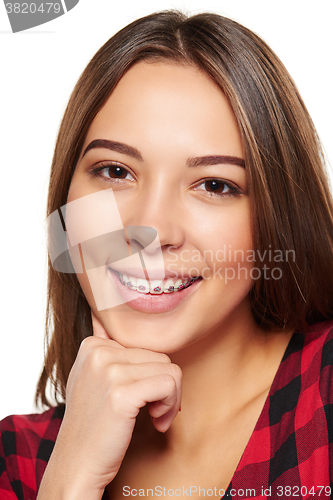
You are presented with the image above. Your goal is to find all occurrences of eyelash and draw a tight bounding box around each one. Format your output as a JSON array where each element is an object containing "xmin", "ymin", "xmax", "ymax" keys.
[{"xmin": 88, "ymin": 162, "xmax": 242, "ymax": 198}]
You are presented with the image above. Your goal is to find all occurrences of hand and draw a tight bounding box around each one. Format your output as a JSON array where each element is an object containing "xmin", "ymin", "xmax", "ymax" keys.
[{"xmin": 37, "ymin": 312, "xmax": 182, "ymax": 499}]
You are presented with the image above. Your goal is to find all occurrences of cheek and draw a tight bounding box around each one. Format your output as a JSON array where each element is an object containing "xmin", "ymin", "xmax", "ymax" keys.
[
  {"xmin": 66, "ymin": 178, "xmax": 131, "ymax": 311},
  {"xmin": 67, "ymin": 175, "xmax": 93, "ymax": 203},
  {"xmin": 66, "ymin": 180, "xmax": 126, "ymax": 264},
  {"xmin": 195, "ymin": 202, "xmax": 253, "ymax": 266},
  {"xmin": 194, "ymin": 203, "xmax": 254, "ymax": 295},
  {"xmin": 226, "ymin": 214, "xmax": 253, "ymax": 264}
]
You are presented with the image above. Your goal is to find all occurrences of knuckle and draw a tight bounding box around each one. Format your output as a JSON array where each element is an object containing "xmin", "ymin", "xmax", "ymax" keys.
[
  {"xmin": 107, "ymin": 363, "xmax": 123, "ymax": 381},
  {"xmin": 83, "ymin": 344, "xmax": 107, "ymax": 371}
]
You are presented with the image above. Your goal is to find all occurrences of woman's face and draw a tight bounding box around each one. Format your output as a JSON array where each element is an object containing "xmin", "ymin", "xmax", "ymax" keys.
[{"xmin": 67, "ymin": 61, "xmax": 254, "ymax": 352}]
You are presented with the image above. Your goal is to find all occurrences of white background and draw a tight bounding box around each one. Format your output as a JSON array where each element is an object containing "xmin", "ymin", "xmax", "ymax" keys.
[{"xmin": 0, "ymin": 0, "xmax": 332, "ymax": 420}]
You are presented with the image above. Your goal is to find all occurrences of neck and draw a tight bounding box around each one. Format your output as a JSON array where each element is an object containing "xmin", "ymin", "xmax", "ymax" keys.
[{"xmin": 160, "ymin": 305, "xmax": 293, "ymax": 448}]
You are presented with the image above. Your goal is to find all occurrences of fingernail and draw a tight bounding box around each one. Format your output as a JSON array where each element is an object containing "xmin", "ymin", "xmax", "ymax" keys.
[{"xmin": 179, "ymin": 405, "xmax": 181, "ymax": 412}]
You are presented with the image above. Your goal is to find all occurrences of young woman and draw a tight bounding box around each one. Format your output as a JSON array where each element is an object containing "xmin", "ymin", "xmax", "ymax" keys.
[{"xmin": 1, "ymin": 10, "xmax": 333, "ymax": 500}]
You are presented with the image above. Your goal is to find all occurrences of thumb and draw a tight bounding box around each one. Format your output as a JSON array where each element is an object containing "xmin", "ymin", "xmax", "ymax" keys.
[{"xmin": 91, "ymin": 311, "xmax": 112, "ymax": 340}]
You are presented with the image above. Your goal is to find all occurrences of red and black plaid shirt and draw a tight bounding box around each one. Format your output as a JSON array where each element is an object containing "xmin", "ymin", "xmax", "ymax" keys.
[{"xmin": 1, "ymin": 320, "xmax": 333, "ymax": 499}]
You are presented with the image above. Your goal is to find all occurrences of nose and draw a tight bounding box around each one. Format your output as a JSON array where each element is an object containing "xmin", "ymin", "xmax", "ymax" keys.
[
  {"xmin": 126, "ymin": 226, "xmax": 158, "ymax": 253},
  {"xmin": 122, "ymin": 182, "xmax": 185, "ymax": 257}
]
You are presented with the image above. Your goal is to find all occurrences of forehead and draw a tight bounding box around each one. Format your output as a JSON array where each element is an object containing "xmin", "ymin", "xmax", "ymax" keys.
[{"xmin": 83, "ymin": 61, "xmax": 243, "ymax": 159}]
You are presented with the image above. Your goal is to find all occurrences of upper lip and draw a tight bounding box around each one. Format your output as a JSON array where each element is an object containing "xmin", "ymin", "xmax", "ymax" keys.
[{"xmin": 109, "ymin": 266, "xmax": 200, "ymax": 280}]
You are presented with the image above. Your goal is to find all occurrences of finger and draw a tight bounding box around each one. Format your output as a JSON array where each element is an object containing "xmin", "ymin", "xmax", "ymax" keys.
[
  {"xmin": 120, "ymin": 374, "xmax": 181, "ymax": 433},
  {"xmin": 106, "ymin": 348, "xmax": 172, "ymax": 365},
  {"xmin": 127, "ymin": 374, "xmax": 179, "ymax": 414},
  {"xmin": 78, "ymin": 337, "xmax": 172, "ymax": 364},
  {"xmin": 147, "ymin": 364, "xmax": 182, "ymax": 419},
  {"xmin": 151, "ymin": 408, "xmax": 179, "ymax": 434},
  {"xmin": 108, "ymin": 362, "xmax": 181, "ymax": 385}
]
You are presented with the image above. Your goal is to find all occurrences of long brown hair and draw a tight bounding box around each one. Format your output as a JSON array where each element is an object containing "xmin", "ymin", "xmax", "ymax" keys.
[{"xmin": 36, "ymin": 10, "xmax": 333, "ymax": 408}]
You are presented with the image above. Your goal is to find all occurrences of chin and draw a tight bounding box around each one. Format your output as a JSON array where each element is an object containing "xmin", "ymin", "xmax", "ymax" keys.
[{"xmin": 96, "ymin": 306, "xmax": 202, "ymax": 353}]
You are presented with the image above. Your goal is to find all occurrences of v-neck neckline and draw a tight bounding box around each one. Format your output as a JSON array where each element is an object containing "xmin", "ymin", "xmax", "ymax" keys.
[
  {"xmin": 222, "ymin": 330, "xmax": 298, "ymax": 494},
  {"xmin": 103, "ymin": 331, "xmax": 298, "ymax": 500}
]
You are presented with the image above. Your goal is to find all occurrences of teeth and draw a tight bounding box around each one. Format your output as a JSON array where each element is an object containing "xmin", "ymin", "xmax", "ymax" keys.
[
  {"xmin": 150, "ymin": 280, "xmax": 163, "ymax": 294},
  {"xmin": 163, "ymin": 279, "xmax": 176, "ymax": 293},
  {"xmin": 118, "ymin": 273, "xmax": 127, "ymax": 285},
  {"xmin": 114, "ymin": 271, "xmax": 199, "ymax": 293},
  {"xmin": 126, "ymin": 276, "xmax": 137, "ymax": 290},
  {"xmin": 174, "ymin": 279, "xmax": 183, "ymax": 291},
  {"xmin": 136, "ymin": 278, "xmax": 149, "ymax": 294}
]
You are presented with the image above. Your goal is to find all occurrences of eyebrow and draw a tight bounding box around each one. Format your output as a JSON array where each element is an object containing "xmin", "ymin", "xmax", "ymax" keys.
[
  {"xmin": 82, "ymin": 139, "xmax": 143, "ymax": 161},
  {"xmin": 82, "ymin": 139, "xmax": 245, "ymax": 168},
  {"xmin": 187, "ymin": 155, "xmax": 245, "ymax": 168}
]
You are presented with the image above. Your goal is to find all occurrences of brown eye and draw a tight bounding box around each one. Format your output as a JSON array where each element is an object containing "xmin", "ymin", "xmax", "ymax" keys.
[
  {"xmin": 90, "ymin": 163, "xmax": 135, "ymax": 182},
  {"xmin": 106, "ymin": 165, "xmax": 129, "ymax": 179},
  {"xmin": 194, "ymin": 178, "xmax": 241, "ymax": 198},
  {"xmin": 204, "ymin": 180, "xmax": 228, "ymax": 193}
]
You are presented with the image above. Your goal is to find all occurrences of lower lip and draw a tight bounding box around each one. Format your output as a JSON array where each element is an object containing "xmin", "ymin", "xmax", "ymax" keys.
[{"xmin": 108, "ymin": 269, "xmax": 203, "ymax": 313}]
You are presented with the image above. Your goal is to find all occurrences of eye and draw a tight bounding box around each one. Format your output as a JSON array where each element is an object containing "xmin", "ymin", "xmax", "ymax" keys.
[
  {"xmin": 89, "ymin": 162, "xmax": 135, "ymax": 182},
  {"xmin": 194, "ymin": 179, "xmax": 241, "ymax": 197}
]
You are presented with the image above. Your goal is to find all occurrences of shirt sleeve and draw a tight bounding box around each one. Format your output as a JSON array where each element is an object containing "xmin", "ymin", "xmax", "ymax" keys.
[
  {"xmin": 0, "ymin": 415, "xmax": 26, "ymax": 499},
  {"xmin": 0, "ymin": 407, "xmax": 65, "ymax": 500}
]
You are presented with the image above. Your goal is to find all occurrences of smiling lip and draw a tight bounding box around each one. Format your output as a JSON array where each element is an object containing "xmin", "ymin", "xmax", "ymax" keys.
[{"xmin": 108, "ymin": 268, "xmax": 203, "ymax": 313}]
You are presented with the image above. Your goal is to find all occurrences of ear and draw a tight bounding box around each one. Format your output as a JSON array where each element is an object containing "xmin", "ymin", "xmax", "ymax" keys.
[{"xmin": 91, "ymin": 311, "xmax": 112, "ymax": 340}]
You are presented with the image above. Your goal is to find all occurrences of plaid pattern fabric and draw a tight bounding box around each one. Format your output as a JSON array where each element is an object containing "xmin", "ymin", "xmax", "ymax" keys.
[
  {"xmin": 224, "ymin": 320, "xmax": 333, "ymax": 499},
  {"xmin": 1, "ymin": 321, "xmax": 333, "ymax": 499},
  {"xmin": 0, "ymin": 404, "xmax": 111, "ymax": 500},
  {"xmin": 0, "ymin": 405, "xmax": 65, "ymax": 499}
]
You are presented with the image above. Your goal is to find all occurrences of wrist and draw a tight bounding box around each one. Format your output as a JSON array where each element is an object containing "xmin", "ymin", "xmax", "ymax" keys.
[
  {"xmin": 37, "ymin": 453, "xmax": 107, "ymax": 500},
  {"xmin": 37, "ymin": 473, "xmax": 105, "ymax": 500}
]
